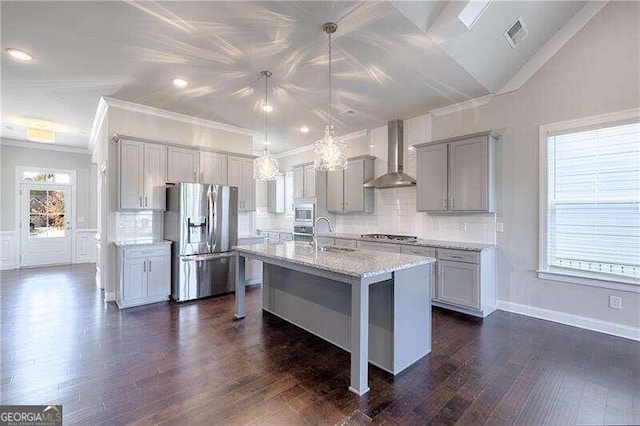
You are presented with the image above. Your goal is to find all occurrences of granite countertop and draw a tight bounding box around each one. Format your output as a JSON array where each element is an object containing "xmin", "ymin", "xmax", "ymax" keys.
[
  {"xmin": 235, "ymin": 241, "xmax": 435, "ymax": 279},
  {"xmin": 113, "ymin": 239, "xmax": 172, "ymax": 247},
  {"xmin": 316, "ymin": 232, "xmax": 495, "ymax": 252}
]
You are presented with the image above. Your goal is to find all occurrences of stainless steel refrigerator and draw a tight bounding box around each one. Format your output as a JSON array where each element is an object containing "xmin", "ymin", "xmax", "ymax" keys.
[{"xmin": 164, "ymin": 183, "xmax": 238, "ymax": 302}]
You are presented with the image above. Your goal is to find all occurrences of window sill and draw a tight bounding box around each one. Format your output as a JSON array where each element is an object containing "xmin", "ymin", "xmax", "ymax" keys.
[{"xmin": 537, "ymin": 269, "xmax": 640, "ymax": 293}]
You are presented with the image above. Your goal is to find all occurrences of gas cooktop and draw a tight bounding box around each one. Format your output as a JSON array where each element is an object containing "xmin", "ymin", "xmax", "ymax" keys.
[{"xmin": 360, "ymin": 233, "xmax": 418, "ymax": 243}]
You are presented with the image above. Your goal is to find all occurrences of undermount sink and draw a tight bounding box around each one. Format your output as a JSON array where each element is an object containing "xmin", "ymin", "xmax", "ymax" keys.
[{"xmin": 318, "ymin": 245, "xmax": 357, "ymax": 253}]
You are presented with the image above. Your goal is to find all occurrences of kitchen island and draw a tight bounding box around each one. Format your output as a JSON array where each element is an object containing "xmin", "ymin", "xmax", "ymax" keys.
[{"xmin": 234, "ymin": 241, "xmax": 435, "ymax": 396}]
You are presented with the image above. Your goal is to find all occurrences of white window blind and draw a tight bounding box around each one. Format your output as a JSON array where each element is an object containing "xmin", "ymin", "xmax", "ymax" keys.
[{"xmin": 546, "ymin": 121, "xmax": 640, "ymax": 280}]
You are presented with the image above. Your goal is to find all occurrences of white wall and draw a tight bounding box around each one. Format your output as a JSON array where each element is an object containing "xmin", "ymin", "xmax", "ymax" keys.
[
  {"xmin": 0, "ymin": 144, "xmax": 97, "ymax": 230},
  {"xmin": 430, "ymin": 2, "xmax": 640, "ymax": 329}
]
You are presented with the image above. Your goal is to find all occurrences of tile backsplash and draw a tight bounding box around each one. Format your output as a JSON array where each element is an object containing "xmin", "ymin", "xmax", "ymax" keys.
[
  {"xmin": 255, "ymin": 186, "xmax": 496, "ymax": 244},
  {"xmin": 115, "ymin": 211, "xmax": 163, "ymax": 241}
]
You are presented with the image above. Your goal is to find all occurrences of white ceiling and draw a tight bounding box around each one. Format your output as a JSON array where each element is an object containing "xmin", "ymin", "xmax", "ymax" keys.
[{"xmin": 2, "ymin": 1, "xmax": 586, "ymax": 152}]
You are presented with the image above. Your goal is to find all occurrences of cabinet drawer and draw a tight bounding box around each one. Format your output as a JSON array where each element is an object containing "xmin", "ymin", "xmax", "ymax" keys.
[
  {"xmin": 123, "ymin": 245, "xmax": 170, "ymax": 259},
  {"xmin": 438, "ymin": 249, "xmax": 479, "ymax": 264},
  {"xmin": 279, "ymin": 233, "xmax": 293, "ymax": 241},
  {"xmin": 401, "ymin": 246, "xmax": 436, "ymax": 258},
  {"xmin": 357, "ymin": 241, "xmax": 401, "ymax": 253},
  {"xmin": 316, "ymin": 237, "xmax": 334, "ymax": 246},
  {"xmin": 333, "ymin": 238, "xmax": 357, "ymax": 249}
]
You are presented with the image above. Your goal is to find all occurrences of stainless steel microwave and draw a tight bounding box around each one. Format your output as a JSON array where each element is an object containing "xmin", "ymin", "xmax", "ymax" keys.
[{"xmin": 293, "ymin": 203, "xmax": 314, "ymax": 224}]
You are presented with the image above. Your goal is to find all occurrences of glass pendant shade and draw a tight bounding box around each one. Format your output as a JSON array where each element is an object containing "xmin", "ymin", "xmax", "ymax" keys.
[
  {"xmin": 314, "ymin": 124, "xmax": 347, "ymax": 171},
  {"xmin": 253, "ymin": 70, "xmax": 279, "ymax": 181},
  {"xmin": 253, "ymin": 147, "xmax": 279, "ymax": 180}
]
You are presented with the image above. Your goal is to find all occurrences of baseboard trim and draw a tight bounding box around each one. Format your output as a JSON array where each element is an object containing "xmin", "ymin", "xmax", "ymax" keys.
[
  {"xmin": 496, "ymin": 300, "xmax": 640, "ymax": 342},
  {"xmin": 104, "ymin": 291, "xmax": 116, "ymax": 303}
]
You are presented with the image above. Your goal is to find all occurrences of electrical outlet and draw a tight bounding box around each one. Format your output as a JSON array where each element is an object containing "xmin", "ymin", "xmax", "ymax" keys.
[
  {"xmin": 458, "ymin": 221, "xmax": 467, "ymax": 231},
  {"xmin": 118, "ymin": 220, "xmax": 125, "ymax": 229},
  {"xmin": 141, "ymin": 219, "xmax": 150, "ymax": 228},
  {"xmin": 433, "ymin": 221, "xmax": 440, "ymax": 230},
  {"xmin": 496, "ymin": 222, "xmax": 504, "ymax": 233},
  {"xmin": 609, "ymin": 295, "xmax": 622, "ymax": 310}
]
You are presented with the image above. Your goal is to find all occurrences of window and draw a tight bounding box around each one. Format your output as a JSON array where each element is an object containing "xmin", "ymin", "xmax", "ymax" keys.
[
  {"xmin": 541, "ymin": 117, "xmax": 640, "ymax": 285},
  {"xmin": 22, "ymin": 171, "xmax": 71, "ymax": 184}
]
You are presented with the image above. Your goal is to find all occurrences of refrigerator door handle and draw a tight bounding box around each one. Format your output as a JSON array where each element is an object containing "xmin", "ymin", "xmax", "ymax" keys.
[{"xmin": 208, "ymin": 186, "xmax": 217, "ymax": 252}]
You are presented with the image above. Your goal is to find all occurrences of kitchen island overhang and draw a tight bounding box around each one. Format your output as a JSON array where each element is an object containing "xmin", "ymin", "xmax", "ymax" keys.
[{"xmin": 234, "ymin": 242, "xmax": 435, "ymax": 396}]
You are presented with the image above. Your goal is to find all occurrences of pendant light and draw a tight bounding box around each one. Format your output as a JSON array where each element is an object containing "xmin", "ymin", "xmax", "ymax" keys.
[
  {"xmin": 314, "ymin": 22, "xmax": 347, "ymax": 171},
  {"xmin": 253, "ymin": 70, "xmax": 279, "ymax": 181}
]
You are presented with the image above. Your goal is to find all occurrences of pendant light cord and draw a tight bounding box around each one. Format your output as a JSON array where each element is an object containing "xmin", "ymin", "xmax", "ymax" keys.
[
  {"xmin": 328, "ymin": 31, "xmax": 332, "ymax": 126},
  {"xmin": 264, "ymin": 73, "xmax": 268, "ymax": 149}
]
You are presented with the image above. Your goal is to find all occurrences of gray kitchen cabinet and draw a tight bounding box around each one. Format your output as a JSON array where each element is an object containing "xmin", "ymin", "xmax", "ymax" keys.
[
  {"xmin": 437, "ymin": 260, "xmax": 479, "ymax": 309},
  {"xmin": 167, "ymin": 146, "xmax": 198, "ymax": 183},
  {"xmin": 116, "ymin": 244, "xmax": 171, "ymax": 308},
  {"xmin": 416, "ymin": 143, "xmax": 448, "ymax": 211},
  {"xmin": 199, "ymin": 151, "xmax": 227, "ymax": 185},
  {"xmin": 401, "ymin": 245, "xmax": 437, "ymax": 299},
  {"xmin": 415, "ymin": 131, "xmax": 499, "ymax": 213},
  {"xmin": 267, "ymin": 173, "xmax": 285, "ymax": 213},
  {"xmin": 326, "ymin": 156, "xmax": 375, "ymax": 213},
  {"xmin": 292, "ymin": 163, "xmax": 321, "ymax": 199},
  {"xmin": 228, "ymin": 156, "xmax": 256, "ymax": 211},
  {"xmin": 118, "ymin": 139, "xmax": 167, "ymax": 210}
]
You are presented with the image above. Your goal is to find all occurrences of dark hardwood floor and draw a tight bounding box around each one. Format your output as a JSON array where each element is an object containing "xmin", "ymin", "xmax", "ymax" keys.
[{"xmin": 1, "ymin": 264, "xmax": 639, "ymax": 425}]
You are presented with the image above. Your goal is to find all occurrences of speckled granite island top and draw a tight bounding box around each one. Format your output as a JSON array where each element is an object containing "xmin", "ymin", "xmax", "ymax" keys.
[
  {"xmin": 235, "ymin": 241, "xmax": 435, "ymax": 279},
  {"xmin": 316, "ymin": 233, "xmax": 495, "ymax": 252}
]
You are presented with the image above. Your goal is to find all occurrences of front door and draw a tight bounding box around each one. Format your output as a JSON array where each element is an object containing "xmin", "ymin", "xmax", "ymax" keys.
[{"xmin": 21, "ymin": 184, "xmax": 72, "ymax": 267}]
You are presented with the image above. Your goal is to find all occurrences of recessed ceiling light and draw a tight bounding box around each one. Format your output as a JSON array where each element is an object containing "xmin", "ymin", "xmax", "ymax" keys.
[
  {"xmin": 172, "ymin": 78, "xmax": 188, "ymax": 87},
  {"xmin": 6, "ymin": 48, "xmax": 34, "ymax": 61},
  {"xmin": 369, "ymin": 144, "xmax": 375, "ymax": 148},
  {"xmin": 26, "ymin": 128, "xmax": 55, "ymax": 143},
  {"xmin": 262, "ymin": 105, "xmax": 273, "ymax": 113},
  {"xmin": 299, "ymin": 126, "xmax": 309, "ymax": 134},
  {"xmin": 408, "ymin": 146, "xmax": 416, "ymax": 151}
]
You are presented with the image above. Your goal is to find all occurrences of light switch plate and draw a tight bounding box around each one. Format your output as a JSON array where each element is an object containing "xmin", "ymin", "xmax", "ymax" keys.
[
  {"xmin": 609, "ymin": 295, "xmax": 622, "ymax": 310},
  {"xmin": 496, "ymin": 222, "xmax": 504, "ymax": 233},
  {"xmin": 458, "ymin": 222, "xmax": 467, "ymax": 231},
  {"xmin": 77, "ymin": 216, "xmax": 85, "ymax": 223}
]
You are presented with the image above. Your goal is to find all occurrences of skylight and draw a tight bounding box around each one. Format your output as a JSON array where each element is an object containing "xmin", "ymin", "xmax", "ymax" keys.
[{"xmin": 458, "ymin": 0, "xmax": 492, "ymax": 29}]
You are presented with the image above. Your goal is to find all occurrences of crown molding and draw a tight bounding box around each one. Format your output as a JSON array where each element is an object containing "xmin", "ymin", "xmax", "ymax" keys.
[
  {"xmin": 102, "ymin": 97, "xmax": 258, "ymax": 137},
  {"xmin": 274, "ymin": 128, "xmax": 369, "ymax": 159},
  {"xmin": 497, "ymin": 1, "xmax": 608, "ymax": 95},
  {"xmin": 429, "ymin": 94, "xmax": 494, "ymax": 117},
  {"xmin": 1, "ymin": 138, "xmax": 91, "ymax": 154}
]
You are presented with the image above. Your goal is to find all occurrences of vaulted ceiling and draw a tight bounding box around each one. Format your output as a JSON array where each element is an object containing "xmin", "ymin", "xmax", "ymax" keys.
[{"xmin": 1, "ymin": 1, "xmax": 586, "ymax": 152}]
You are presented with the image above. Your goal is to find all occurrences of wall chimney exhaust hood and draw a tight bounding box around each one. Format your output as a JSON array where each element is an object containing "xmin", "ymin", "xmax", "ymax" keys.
[{"xmin": 363, "ymin": 119, "xmax": 417, "ymax": 188}]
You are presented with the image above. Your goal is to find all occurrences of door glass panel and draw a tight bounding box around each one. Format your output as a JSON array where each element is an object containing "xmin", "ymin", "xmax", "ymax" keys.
[{"xmin": 28, "ymin": 189, "xmax": 67, "ymax": 238}]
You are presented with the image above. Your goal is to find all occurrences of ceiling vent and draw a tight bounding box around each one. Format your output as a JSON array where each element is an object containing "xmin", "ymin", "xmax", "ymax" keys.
[{"xmin": 504, "ymin": 17, "xmax": 528, "ymax": 48}]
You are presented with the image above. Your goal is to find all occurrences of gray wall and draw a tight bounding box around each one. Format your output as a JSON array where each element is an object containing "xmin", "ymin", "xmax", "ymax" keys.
[
  {"xmin": 1, "ymin": 143, "xmax": 97, "ymax": 230},
  {"xmin": 430, "ymin": 2, "xmax": 640, "ymax": 327}
]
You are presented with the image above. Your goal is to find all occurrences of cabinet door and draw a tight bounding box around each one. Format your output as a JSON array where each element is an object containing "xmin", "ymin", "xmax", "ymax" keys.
[
  {"xmin": 448, "ymin": 137, "xmax": 487, "ymax": 211},
  {"xmin": 119, "ymin": 139, "xmax": 144, "ymax": 209},
  {"xmin": 416, "ymin": 144, "xmax": 448, "ymax": 211},
  {"xmin": 146, "ymin": 256, "xmax": 170, "ymax": 297},
  {"xmin": 200, "ymin": 152, "xmax": 228, "ymax": 185},
  {"xmin": 326, "ymin": 169, "xmax": 344, "ymax": 212},
  {"xmin": 267, "ymin": 173, "xmax": 285, "ymax": 213},
  {"xmin": 292, "ymin": 167, "xmax": 305, "ymax": 199},
  {"xmin": 241, "ymin": 158, "xmax": 256, "ymax": 211},
  {"xmin": 167, "ymin": 146, "xmax": 198, "ymax": 183},
  {"xmin": 303, "ymin": 165, "xmax": 316, "ymax": 198},
  {"xmin": 284, "ymin": 171, "xmax": 294, "ymax": 215},
  {"xmin": 437, "ymin": 260, "xmax": 479, "ymax": 309},
  {"xmin": 227, "ymin": 156, "xmax": 242, "ymax": 209},
  {"xmin": 143, "ymin": 143, "xmax": 167, "ymax": 210},
  {"xmin": 345, "ymin": 159, "xmax": 364, "ymax": 212},
  {"xmin": 122, "ymin": 258, "xmax": 147, "ymax": 300},
  {"xmin": 401, "ymin": 246, "xmax": 437, "ymax": 300}
]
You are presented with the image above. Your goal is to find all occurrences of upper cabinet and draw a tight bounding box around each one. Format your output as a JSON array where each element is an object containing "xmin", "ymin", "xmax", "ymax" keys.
[
  {"xmin": 267, "ymin": 173, "xmax": 285, "ymax": 213},
  {"xmin": 415, "ymin": 131, "xmax": 499, "ymax": 213},
  {"xmin": 240, "ymin": 158, "xmax": 256, "ymax": 211},
  {"xmin": 167, "ymin": 146, "xmax": 198, "ymax": 183},
  {"xmin": 118, "ymin": 139, "xmax": 167, "ymax": 211},
  {"xmin": 292, "ymin": 163, "xmax": 319, "ymax": 199},
  {"xmin": 327, "ymin": 156, "xmax": 375, "ymax": 213},
  {"xmin": 284, "ymin": 171, "xmax": 294, "ymax": 216},
  {"xmin": 199, "ymin": 152, "xmax": 227, "ymax": 185}
]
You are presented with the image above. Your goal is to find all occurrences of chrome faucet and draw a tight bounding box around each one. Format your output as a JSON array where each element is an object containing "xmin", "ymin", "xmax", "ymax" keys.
[{"xmin": 313, "ymin": 216, "xmax": 334, "ymax": 251}]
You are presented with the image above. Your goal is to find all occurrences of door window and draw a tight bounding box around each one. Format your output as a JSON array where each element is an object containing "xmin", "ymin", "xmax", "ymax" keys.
[{"xmin": 29, "ymin": 189, "xmax": 67, "ymax": 238}]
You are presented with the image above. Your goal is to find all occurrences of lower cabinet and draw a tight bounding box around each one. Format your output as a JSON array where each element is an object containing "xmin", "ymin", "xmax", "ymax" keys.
[
  {"xmin": 333, "ymin": 237, "xmax": 497, "ymax": 318},
  {"xmin": 116, "ymin": 244, "xmax": 171, "ymax": 308}
]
